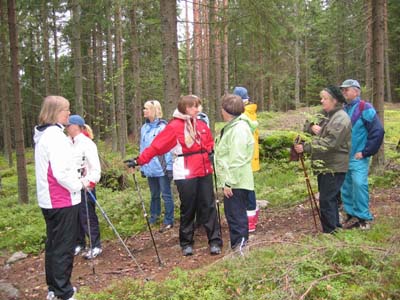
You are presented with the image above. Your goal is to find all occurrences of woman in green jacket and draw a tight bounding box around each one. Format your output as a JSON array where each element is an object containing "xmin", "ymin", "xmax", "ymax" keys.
[{"xmin": 214, "ymin": 94, "xmax": 258, "ymax": 253}]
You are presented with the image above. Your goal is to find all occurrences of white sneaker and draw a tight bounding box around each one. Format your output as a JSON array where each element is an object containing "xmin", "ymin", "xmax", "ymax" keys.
[
  {"xmin": 84, "ymin": 247, "xmax": 102, "ymax": 259},
  {"xmin": 46, "ymin": 291, "xmax": 55, "ymax": 300},
  {"xmin": 74, "ymin": 245, "xmax": 83, "ymax": 256}
]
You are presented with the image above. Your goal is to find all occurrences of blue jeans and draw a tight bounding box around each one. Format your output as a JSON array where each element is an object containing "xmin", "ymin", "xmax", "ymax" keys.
[{"xmin": 147, "ymin": 175, "xmax": 174, "ymax": 225}]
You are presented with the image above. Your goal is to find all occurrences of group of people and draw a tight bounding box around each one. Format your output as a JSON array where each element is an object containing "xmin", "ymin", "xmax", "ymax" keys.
[
  {"xmin": 294, "ymin": 79, "xmax": 384, "ymax": 234},
  {"xmin": 34, "ymin": 79, "xmax": 384, "ymax": 299}
]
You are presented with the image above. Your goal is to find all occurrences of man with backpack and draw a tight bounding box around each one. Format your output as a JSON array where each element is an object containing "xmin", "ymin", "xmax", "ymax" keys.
[{"xmin": 340, "ymin": 79, "xmax": 384, "ymax": 230}]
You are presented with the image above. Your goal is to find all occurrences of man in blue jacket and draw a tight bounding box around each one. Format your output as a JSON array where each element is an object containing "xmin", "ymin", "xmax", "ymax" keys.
[{"xmin": 340, "ymin": 79, "xmax": 384, "ymax": 230}]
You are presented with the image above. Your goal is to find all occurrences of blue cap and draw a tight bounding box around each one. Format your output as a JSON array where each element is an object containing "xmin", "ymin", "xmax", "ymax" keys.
[
  {"xmin": 233, "ymin": 86, "xmax": 249, "ymax": 101},
  {"xmin": 340, "ymin": 79, "xmax": 361, "ymax": 90},
  {"xmin": 68, "ymin": 115, "xmax": 85, "ymax": 126}
]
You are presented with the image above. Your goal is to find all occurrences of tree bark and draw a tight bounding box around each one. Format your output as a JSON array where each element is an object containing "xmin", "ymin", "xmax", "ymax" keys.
[
  {"xmin": 383, "ymin": 0, "xmax": 392, "ymax": 103},
  {"xmin": 371, "ymin": 0, "xmax": 385, "ymax": 172},
  {"xmin": 160, "ymin": 0, "xmax": 181, "ymax": 117},
  {"xmin": 41, "ymin": 0, "xmax": 50, "ymax": 95},
  {"xmin": 193, "ymin": 0, "xmax": 202, "ymax": 97},
  {"xmin": 0, "ymin": 0, "xmax": 12, "ymax": 167},
  {"xmin": 223, "ymin": 0, "xmax": 229, "ymax": 93},
  {"xmin": 365, "ymin": 0, "xmax": 373, "ymax": 101},
  {"xmin": 185, "ymin": 0, "xmax": 192, "ymax": 95},
  {"xmin": 201, "ymin": 0, "xmax": 210, "ymax": 105},
  {"xmin": 7, "ymin": 0, "xmax": 29, "ymax": 203},
  {"xmin": 115, "ymin": 1, "xmax": 127, "ymax": 157},
  {"xmin": 71, "ymin": 0, "xmax": 83, "ymax": 115},
  {"xmin": 52, "ymin": 3, "xmax": 60, "ymax": 94}
]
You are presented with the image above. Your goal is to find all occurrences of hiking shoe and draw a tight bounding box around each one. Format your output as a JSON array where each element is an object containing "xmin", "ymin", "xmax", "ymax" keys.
[
  {"xmin": 210, "ymin": 244, "xmax": 221, "ymax": 255},
  {"xmin": 182, "ymin": 246, "xmax": 193, "ymax": 256},
  {"xmin": 359, "ymin": 220, "xmax": 371, "ymax": 230},
  {"xmin": 74, "ymin": 245, "xmax": 84, "ymax": 256},
  {"xmin": 343, "ymin": 216, "xmax": 360, "ymax": 229},
  {"xmin": 84, "ymin": 247, "xmax": 102, "ymax": 259},
  {"xmin": 159, "ymin": 224, "xmax": 173, "ymax": 233},
  {"xmin": 46, "ymin": 291, "xmax": 55, "ymax": 300}
]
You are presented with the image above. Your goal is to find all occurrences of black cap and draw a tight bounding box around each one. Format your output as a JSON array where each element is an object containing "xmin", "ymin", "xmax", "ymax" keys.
[{"xmin": 325, "ymin": 85, "xmax": 346, "ymax": 103}]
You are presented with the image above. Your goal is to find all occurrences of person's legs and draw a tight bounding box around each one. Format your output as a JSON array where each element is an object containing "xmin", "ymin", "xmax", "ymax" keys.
[
  {"xmin": 147, "ymin": 177, "xmax": 161, "ymax": 224},
  {"xmin": 247, "ymin": 190, "xmax": 257, "ymax": 210},
  {"xmin": 159, "ymin": 175, "xmax": 174, "ymax": 225},
  {"xmin": 352, "ymin": 159, "xmax": 373, "ymax": 221},
  {"xmin": 223, "ymin": 189, "xmax": 249, "ymax": 247},
  {"xmin": 86, "ymin": 189, "xmax": 101, "ymax": 248},
  {"xmin": 340, "ymin": 168, "xmax": 354, "ymax": 217},
  {"xmin": 42, "ymin": 205, "xmax": 79, "ymax": 300},
  {"xmin": 318, "ymin": 173, "xmax": 345, "ymax": 233},
  {"xmin": 197, "ymin": 175, "xmax": 222, "ymax": 247},
  {"xmin": 175, "ymin": 178, "xmax": 198, "ymax": 248}
]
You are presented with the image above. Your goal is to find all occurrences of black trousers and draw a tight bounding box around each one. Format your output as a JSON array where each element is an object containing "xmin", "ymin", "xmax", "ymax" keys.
[
  {"xmin": 77, "ymin": 189, "xmax": 101, "ymax": 248},
  {"xmin": 42, "ymin": 204, "xmax": 79, "ymax": 300},
  {"xmin": 224, "ymin": 189, "xmax": 249, "ymax": 248},
  {"xmin": 317, "ymin": 172, "xmax": 346, "ymax": 233},
  {"xmin": 175, "ymin": 174, "xmax": 222, "ymax": 248}
]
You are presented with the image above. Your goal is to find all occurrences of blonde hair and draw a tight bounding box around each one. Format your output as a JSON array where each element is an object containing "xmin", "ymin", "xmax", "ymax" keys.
[
  {"xmin": 144, "ymin": 100, "xmax": 163, "ymax": 119},
  {"xmin": 84, "ymin": 124, "xmax": 94, "ymax": 140},
  {"xmin": 38, "ymin": 95, "xmax": 70, "ymax": 125}
]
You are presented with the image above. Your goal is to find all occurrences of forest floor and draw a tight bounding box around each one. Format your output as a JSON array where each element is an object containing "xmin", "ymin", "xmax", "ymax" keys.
[{"xmin": 1, "ymin": 187, "xmax": 399, "ymax": 300}]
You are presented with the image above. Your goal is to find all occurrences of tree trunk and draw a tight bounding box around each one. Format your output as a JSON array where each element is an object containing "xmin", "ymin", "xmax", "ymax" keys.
[
  {"xmin": 129, "ymin": 5, "xmax": 142, "ymax": 144},
  {"xmin": 0, "ymin": 0, "xmax": 12, "ymax": 167},
  {"xmin": 71, "ymin": 0, "xmax": 83, "ymax": 115},
  {"xmin": 41, "ymin": 0, "xmax": 50, "ymax": 95},
  {"xmin": 258, "ymin": 46, "xmax": 265, "ymax": 111},
  {"xmin": 365, "ymin": 0, "xmax": 373, "ymax": 101},
  {"xmin": 7, "ymin": 0, "xmax": 29, "ymax": 203},
  {"xmin": 185, "ymin": 0, "xmax": 192, "ymax": 95},
  {"xmin": 160, "ymin": 0, "xmax": 181, "ymax": 117},
  {"xmin": 383, "ymin": 0, "xmax": 392, "ymax": 103},
  {"xmin": 201, "ymin": 0, "xmax": 210, "ymax": 105},
  {"xmin": 115, "ymin": 1, "xmax": 127, "ymax": 157},
  {"xmin": 52, "ymin": 3, "xmax": 60, "ymax": 94},
  {"xmin": 371, "ymin": 0, "xmax": 385, "ymax": 172},
  {"xmin": 223, "ymin": 0, "xmax": 229, "ymax": 93},
  {"xmin": 93, "ymin": 27, "xmax": 102, "ymax": 139},
  {"xmin": 106, "ymin": 3, "xmax": 117, "ymax": 152},
  {"xmin": 294, "ymin": 34, "xmax": 301, "ymax": 109},
  {"xmin": 193, "ymin": 0, "xmax": 202, "ymax": 96}
]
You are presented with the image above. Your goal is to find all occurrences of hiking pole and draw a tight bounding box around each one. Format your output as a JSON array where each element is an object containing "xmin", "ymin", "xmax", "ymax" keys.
[
  {"xmin": 86, "ymin": 190, "xmax": 147, "ymax": 277},
  {"xmin": 83, "ymin": 189, "xmax": 95, "ymax": 275},
  {"xmin": 131, "ymin": 172, "xmax": 163, "ymax": 266},
  {"xmin": 293, "ymin": 135, "xmax": 321, "ymax": 232},
  {"xmin": 211, "ymin": 155, "xmax": 223, "ymax": 238}
]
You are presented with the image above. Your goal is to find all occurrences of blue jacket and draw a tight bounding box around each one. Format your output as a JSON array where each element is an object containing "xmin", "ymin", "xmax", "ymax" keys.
[
  {"xmin": 344, "ymin": 97, "xmax": 384, "ymax": 158},
  {"xmin": 139, "ymin": 119, "xmax": 173, "ymax": 177}
]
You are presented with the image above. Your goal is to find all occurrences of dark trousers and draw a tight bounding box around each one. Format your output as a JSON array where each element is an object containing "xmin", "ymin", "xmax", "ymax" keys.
[
  {"xmin": 42, "ymin": 204, "xmax": 79, "ymax": 300},
  {"xmin": 175, "ymin": 175, "xmax": 222, "ymax": 248},
  {"xmin": 224, "ymin": 189, "xmax": 249, "ymax": 248},
  {"xmin": 77, "ymin": 189, "xmax": 101, "ymax": 248},
  {"xmin": 247, "ymin": 190, "xmax": 257, "ymax": 210},
  {"xmin": 317, "ymin": 172, "xmax": 346, "ymax": 233}
]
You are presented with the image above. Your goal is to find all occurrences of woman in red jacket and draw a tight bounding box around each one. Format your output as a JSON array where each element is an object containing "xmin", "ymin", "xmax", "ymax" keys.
[{"xmin": 130, "ymin": 95, "xmax": 222, "ymax": 256}]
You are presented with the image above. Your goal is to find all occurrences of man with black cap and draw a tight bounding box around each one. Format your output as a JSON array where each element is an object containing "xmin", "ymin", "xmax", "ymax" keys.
[
  {"xmin": 294, "ymin": 86, "xmax": 351, "ymax": 233},
  {"xmin": 339, "ymin": 79, "xmax": 384, "ymax": 230}
]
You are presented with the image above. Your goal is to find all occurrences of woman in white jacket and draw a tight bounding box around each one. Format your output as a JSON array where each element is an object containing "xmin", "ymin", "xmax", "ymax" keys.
[{"xmin": 34, "ymin": 96, "xmax": 84, "ymax": 300}]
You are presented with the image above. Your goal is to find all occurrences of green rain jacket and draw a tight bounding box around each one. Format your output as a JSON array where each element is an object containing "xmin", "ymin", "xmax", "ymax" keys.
[{"xmin": 214, "ymin": 113, "xmax": 257, "ymax": 190}]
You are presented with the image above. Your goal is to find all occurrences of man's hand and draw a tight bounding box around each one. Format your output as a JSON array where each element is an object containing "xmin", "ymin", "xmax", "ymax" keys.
[
  {"xmin": 354, "ymin": 152, "xmax": 364, "ymax": 160},
  {"xmin": 311, "ymin": 125, "xmax": 321, "ymax": 135},
  {"xmin": 294, "ymin": 144, "xmax": 304, "ymax": 154}
]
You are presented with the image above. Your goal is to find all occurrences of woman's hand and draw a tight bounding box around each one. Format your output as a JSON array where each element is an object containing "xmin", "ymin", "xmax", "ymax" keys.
[
  {"xmin": 294, "ymin": 144, "xmax": 304, "ymax": 154},
  {"xmin": 311, "ymin": 125, "xmax": 321, "ymax": 135},
  {"xmin": 223, "ymin": 186, "xmax": 233, "ymax": 198}
]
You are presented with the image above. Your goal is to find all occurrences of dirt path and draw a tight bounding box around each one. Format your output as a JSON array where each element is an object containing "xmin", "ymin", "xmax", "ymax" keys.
[{"xmin": 1, "ymin": 188, "xmax": 399, "ymax": 300}]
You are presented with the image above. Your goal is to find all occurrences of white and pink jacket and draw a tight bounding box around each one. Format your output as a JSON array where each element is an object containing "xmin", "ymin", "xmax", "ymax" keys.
[{"xmin": 34, "ymin": 124, "xmax": 82, "ymax": 209}]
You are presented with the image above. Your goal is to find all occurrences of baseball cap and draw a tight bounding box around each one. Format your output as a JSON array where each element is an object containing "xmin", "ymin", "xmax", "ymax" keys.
[
  {"xmin": 340, "ymin": 79, "xmax": 361, "ymax": 90},
  {"xmin": 233, "ymin": 86, "xmax": 249, "ymax": 101},
  {"xmin": 68, "ymin": 115, "xmax": 85, "ymax": 126}
]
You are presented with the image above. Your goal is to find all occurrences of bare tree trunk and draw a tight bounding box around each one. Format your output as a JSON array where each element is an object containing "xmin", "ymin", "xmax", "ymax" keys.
[
  {"xmin": 115, "ymin": 1, "xmax": 127, "ymax": 157},
  {"xmin": 185, "ymin": 0, "xmax": 192, "ymax": 95},
  {"xmin": 71, "ymin": 0, "xmax": 83, "ymax": 115},
  {"xmin": 365, "ymin": 0, "xmax": 373, "ymax": 101},
  {"xmin": 52, "ymin": 3, "xmax": 60, "ymax": 94},
  {"xmin": 41, "ymin": 0, "xmax": 50, "ymax": 95},
  {"xmin": 193, "ymin": 0, "xmax": 202, "ymax": 96},
  {"xmin": 93, "ymin": 27, "xmax": 102, "ymax": 139},
  {"xmin": 258, "ymin": 47, "xmax": 265, "ymax": 111},
  {"xmin": 106, "ymin": 4, "xmax": 117, "ymax": 152},
  {"xmin": 383, "ymin": 0, "xmax": 392, "ymax": 103},
  {"xmin": 0, "ymin": 0, "xmax": 12, "ymax": 167},
  {"xmin": 201, "ymin": 0, "xmax": 210, "ymax": 106},
  {"xmin": 7, "ymin": 0, "xmax": 29, "ymax": 203},
  {"xmin": 96, "ymin": 22, "xmax": 105, "ymax": 139},
  {"xmin": 223, "ymin": 0, "xmax": 229, "ymax": 93},
  {"xmin": 129, "ymin": 5, "xmax": 142, "ymax": 143},
  {"xmin": 371, "ymin": 0, "xmax": 385, "ymax": 172},
  {"xmin": 160, "ymin": 0, "xmax": 181, "ymax": 117},
  {"xmin": 294, "ymin": 35, "xmax": 300, "ymax": 109}
]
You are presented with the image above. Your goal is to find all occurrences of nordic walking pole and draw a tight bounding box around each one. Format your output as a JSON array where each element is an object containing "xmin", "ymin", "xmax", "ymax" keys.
[
  {"xmin": 294, "ymin": 135, "xmax": 321, "ymax": 232},
  {"xmin": 131, "ymin": 172, "xmax": 163, "ymax": 266},
  {"xmin": 211, "ymin": 155, "xmax": 223, "ymax": 237},
  {"xmin": 83, "ymin": 189, "xmax": 95, "ymax": 275},
  {"xmin": 86, "ymin": 190, "xmax": 147, "ymax": 277}
]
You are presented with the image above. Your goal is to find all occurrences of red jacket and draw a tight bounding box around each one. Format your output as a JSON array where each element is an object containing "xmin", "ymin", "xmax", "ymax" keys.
[{"xmin": 137, "ymin": 118, "xmax": 214, "ymax": 180}]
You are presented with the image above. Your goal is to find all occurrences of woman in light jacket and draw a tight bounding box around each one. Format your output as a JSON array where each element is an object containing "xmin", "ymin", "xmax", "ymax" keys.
[{"xmin": 139, "ymin": 100, "xmax": 174, "ymax": 233}]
